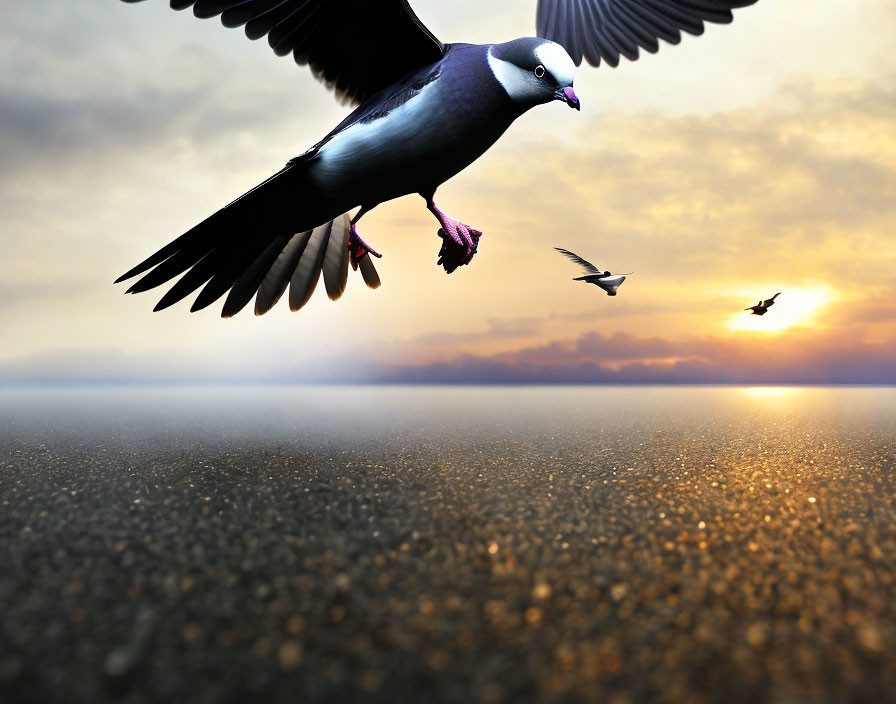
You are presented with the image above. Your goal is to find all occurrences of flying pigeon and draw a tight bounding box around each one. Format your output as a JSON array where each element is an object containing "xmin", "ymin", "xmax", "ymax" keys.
[
  {"xmin": 745, "ymin": 292, "xmax": 781, "ymax": 316},
  {"xmin": 555, "ymin": 247, "xmax": 631, "ymax": 296},
  {"xmin": 114, "ymin": 0, "xmax": 759, "ymax": 317}
]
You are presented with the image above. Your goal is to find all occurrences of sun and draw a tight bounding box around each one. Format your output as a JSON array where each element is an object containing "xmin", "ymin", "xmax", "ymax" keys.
[{"xmin": 728, "ymin": 286, "xmax": 837, "ymax": 333}]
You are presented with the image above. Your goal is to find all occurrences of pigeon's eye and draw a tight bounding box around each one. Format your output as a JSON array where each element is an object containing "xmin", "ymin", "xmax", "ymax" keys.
[{"xmin": 534, "ymin": 64, "xmax": 546, "ymax": 78}]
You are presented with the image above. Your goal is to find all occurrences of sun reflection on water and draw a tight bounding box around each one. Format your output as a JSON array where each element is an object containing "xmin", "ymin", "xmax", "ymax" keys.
[{"xmin": 740, "ymin": 386, "xmax": 805, "ymax": 399}]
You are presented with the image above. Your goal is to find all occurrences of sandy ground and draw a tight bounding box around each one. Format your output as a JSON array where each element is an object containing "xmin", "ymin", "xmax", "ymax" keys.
[{"xmin": 1, "ymin": 387, "xmax": 895, "ymax": 703}]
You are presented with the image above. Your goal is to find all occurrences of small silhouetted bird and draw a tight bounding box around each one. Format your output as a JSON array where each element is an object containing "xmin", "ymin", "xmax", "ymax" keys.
[
  {"xmin": 555, "ymin": 248, "xmax": 631, "ymax": 296},
  {"xmin": 113, "ymin": 0, "xmax": 758, "ymax": 316},
  {"xmin": 745, "ymin": 292, "xmax": 781, "ymax": 315}
]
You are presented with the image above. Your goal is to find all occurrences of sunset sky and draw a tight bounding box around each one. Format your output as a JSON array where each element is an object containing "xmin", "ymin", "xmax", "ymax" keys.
[{"xmin": 2, "ymin": 0, "xmax": 895, "ymax": 384}]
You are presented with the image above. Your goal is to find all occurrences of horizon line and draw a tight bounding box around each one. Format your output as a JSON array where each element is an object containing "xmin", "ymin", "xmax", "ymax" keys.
[{"xmin": 1, "ymin": 380, "xmax": 895, "ymax": 391}]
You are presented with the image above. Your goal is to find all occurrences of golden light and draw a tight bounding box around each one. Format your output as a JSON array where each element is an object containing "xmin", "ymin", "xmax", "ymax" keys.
[
  {"xmin": 741, "ymin": 386, "xmax": 804, "ymax": 399},
  {"xmin": 727, "ymin": 286, "xmax": 837, "ymax": 333}
]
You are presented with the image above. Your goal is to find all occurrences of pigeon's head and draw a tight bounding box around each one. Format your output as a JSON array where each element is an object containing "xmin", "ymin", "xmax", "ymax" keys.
[{"xmin": 488, "ymin": 38, "xmax": 579, "ymax": 111}]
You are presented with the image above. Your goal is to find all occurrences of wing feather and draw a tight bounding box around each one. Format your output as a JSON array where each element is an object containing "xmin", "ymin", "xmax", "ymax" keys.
[
  {"xmin": 220, "ymin": 1, "xmax": 287, "ymax": 28},
  {"xmin": 536, "ymin": 0, "xmax": 757, "ymax": 68},
  {"xmin": 554, "ymin": 247, "xmax": 602, "ymax": 274},
  {"xmin": 119, "ymin": 0, "xmax": 445, "ymax": 105}
]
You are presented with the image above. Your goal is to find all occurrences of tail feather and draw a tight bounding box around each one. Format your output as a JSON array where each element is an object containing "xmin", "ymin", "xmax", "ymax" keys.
[
  {"xmin": 125, "ymin": 246, "xmax": 210, "ymax": 294},
  {"xmin": 114, "ymin": 229, "xmax": 198, "ymax": 284},
  {"xmin": 254, "ymin": 231, "xmax": 312, "ymax": 315},
  {"xmin": 116, "ymin": 160, "xmax": 382, "ymax": 317},
  {"xmin": 321, "ymin": 214, "xmax": 351, "ymax": 301},
  {"xmin": 189, "ymin": 235, "xmax": 277, "ymax": 313},
  {"xmin": 359, "ymin": 254, "xmax": 381, "ymax": 289},
  {"xmin": 153, "ymin": 249, "xmax": 229, "ymax": 312},
  {"xmin": 115, "ymin": 198, "xmax": 243, "ymax": 286},
  {"xmin": 221, "ymin": 234, "xmax": 292, "ymax": 318},
  {"xmin": 289, "ymin": 220, "xmax": 332, "ymax": 312}
]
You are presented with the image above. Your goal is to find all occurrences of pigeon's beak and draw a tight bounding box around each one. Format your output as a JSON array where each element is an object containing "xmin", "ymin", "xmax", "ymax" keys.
[{"xmin": 554, "ymin": 86, "xmax": 580, "ymax": 110}]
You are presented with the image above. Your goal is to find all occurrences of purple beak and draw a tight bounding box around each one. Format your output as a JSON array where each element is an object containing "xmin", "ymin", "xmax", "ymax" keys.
[{"xmin": 555, "ymin": 86, "xmax": 580, "ymax": 110}]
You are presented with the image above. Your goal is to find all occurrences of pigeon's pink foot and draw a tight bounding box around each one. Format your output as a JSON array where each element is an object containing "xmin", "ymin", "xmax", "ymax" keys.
[
  {"xmin": 436, "ymin": 227, "xmax": 481, "ymax": 274},
  {"xmin": 347, "ymin": 222, "xmax": 382, "ymax": 269},
  {"xmin": 427, "ymin": 201, "xmax": 482, "ymax": 274}
]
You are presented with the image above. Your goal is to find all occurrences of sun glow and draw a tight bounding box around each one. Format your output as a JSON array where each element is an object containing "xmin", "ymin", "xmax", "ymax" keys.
[
  {"xmin": 728, "ymin": 286, "xmax": 837, "ymax": 333},
  {"xmin": 741, "ymin": 386, "xmax": 804, "ymax": 399}
]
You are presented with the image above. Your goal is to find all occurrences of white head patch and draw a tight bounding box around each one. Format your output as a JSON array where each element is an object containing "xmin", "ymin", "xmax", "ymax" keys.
[
  {"xmin": 535, "ymin": 42, "xmax": 576, "ymax": 87},
  {"xmin": 487, "ymin": 41, "xmax": 576, "ymax": 104},
  {"xmin": 487, "ymin": 49, "xmax": 533, "ymax": 102}
]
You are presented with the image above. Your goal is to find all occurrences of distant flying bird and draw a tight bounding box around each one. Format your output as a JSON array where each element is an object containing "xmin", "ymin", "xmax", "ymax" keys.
[
  {"xmin": 114, "ymin": 0, "xmax": 759, "ymax": 317},
  {"xmin": 555, "ymin": 247, "xmax": 631, "ymax": 296},
  {"xmin": 745, "ymin": 292, "xmax": 781, "ymax": 315}
]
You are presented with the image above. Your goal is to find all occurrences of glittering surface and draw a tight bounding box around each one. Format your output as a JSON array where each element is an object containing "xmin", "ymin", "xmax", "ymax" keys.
[{"xmin": 1, "ymin": 386, "xmax": 895, "ymax": 703}]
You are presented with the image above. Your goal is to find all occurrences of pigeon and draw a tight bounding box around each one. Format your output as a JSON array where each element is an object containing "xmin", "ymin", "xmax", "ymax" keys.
[
  {"xmin": 114, "ymin": 0, "xmax": 759, "ymax": 317},
  {"xmin": 745, "ymin": 292, "xmax": 781, "ymax": 316},
  {"xmin": 555, "ymin": 247, "xmax": 631, "ymax": 296}
]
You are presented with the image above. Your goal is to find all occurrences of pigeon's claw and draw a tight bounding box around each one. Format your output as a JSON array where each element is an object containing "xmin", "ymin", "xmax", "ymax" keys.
[
  {"xmin": 436, "ymin": 225, "xmax": 481, "ymax": 274},
  {"xmin": 426, "ymin": 200, "xmax": 482, "ymax": 273},
  {"xmin": 347, "ymin": 223, "xmax": 382, "ymax": 270}
]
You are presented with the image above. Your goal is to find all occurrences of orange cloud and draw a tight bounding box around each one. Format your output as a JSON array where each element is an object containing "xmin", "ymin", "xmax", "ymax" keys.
[{"xmin": 376, "ymin": 327, "xmax": 896, "ymax": 384}]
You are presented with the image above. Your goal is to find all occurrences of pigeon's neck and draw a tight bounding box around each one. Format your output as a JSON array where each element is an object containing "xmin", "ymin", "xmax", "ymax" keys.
[{"xmin": 445, "ymin": 44, "xmax": 530, "ymax": 126}]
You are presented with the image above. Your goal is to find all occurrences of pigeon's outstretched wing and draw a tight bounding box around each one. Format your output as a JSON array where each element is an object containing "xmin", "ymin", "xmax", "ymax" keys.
[
  {"xmin": 555, "ymin": 247, "xmax": 602, "ymax": 275},
  {"xmin": 762, "ymin": 292, "xmax": 781, "ymax": 307},
  {"xmin": 536, "ymin": 0, "xmax": 758, "ymax": 68},
  {"xmin": 120, "ymin": 0, "xmax": 445, "ymax": 105}
]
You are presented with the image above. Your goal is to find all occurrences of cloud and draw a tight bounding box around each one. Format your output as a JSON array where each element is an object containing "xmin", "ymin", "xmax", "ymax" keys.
[
  {"xmin": 1, "ymin": 1, "xmax": 895, "ymax": 387},
  {"xmin": 0, "ymin": 1, "xmax": 361, "ymax": 195},
  {"xmin": 468, "ymin": 75, "xmax": 896, "ymax": 276},
  {"xmin": 0, "ymin": 345, "xmax": 372, "ymax": 386},
  {"xmin": 375, "ymin": 327, "xmax": 896, "ymax": 385}
]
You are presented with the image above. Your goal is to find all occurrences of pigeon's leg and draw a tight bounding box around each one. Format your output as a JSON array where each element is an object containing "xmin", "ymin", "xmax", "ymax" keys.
[
  {"xmin": 347, "ymin": 207, "xmax": 383, "ymax": 269},
  {"xmin": 425, "ymin": 199, "xmax": 482, "ymax": 274}
]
